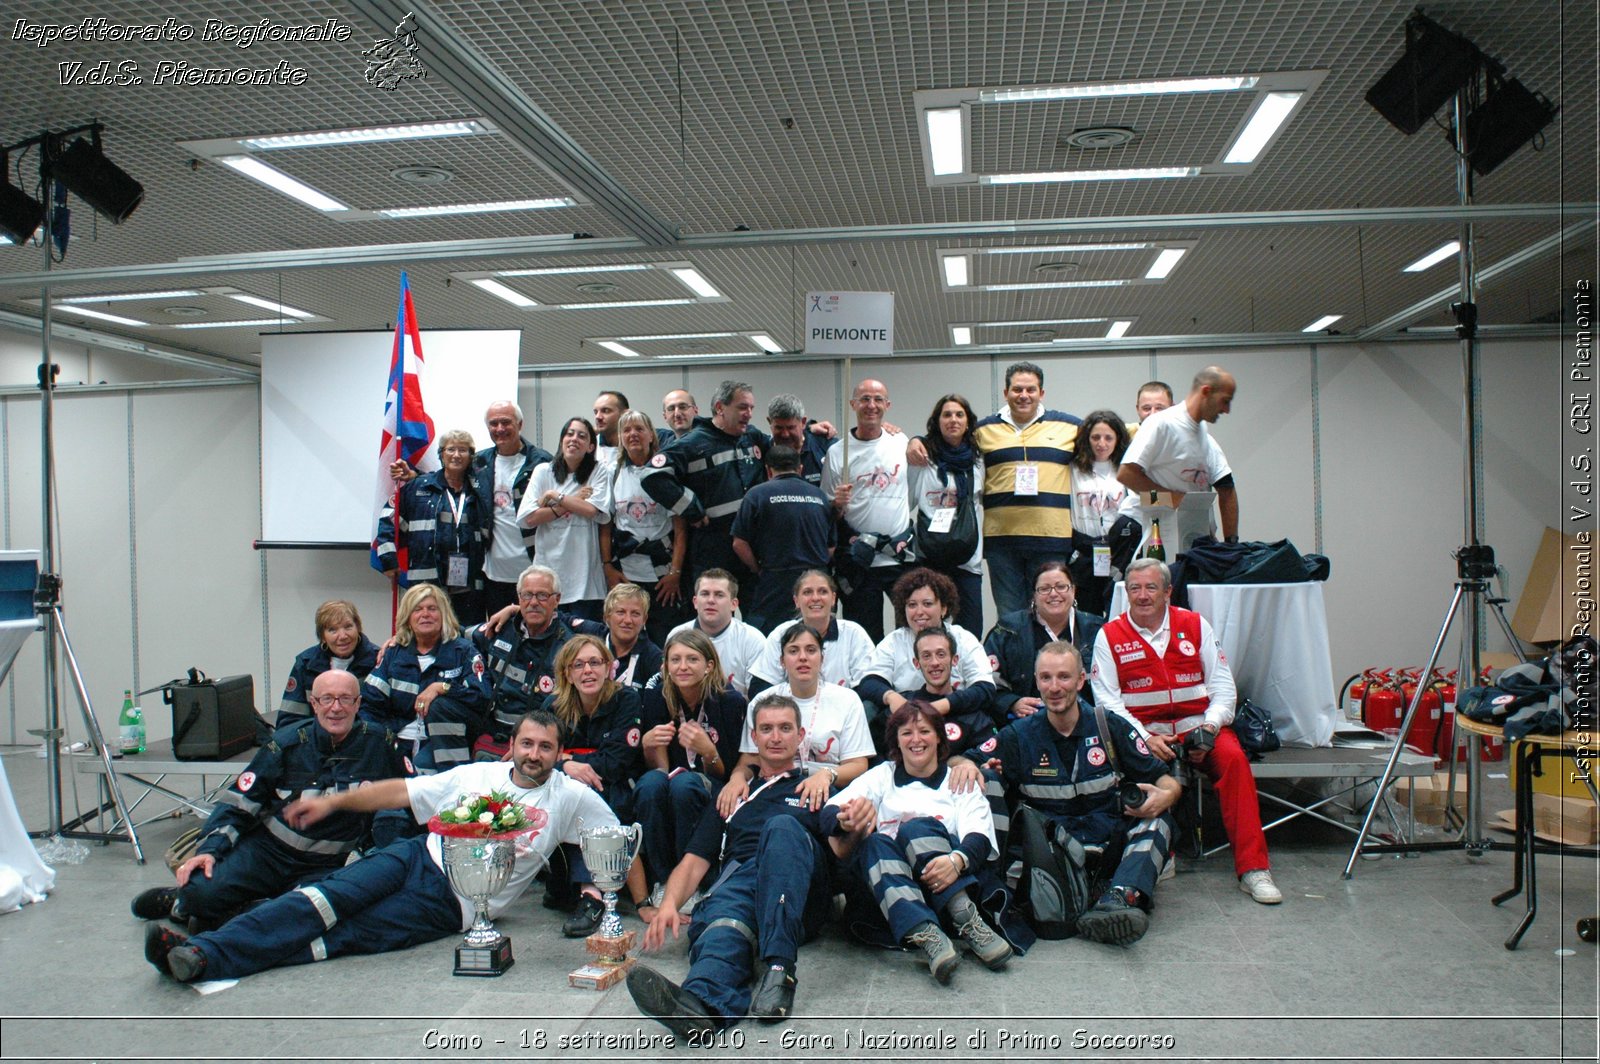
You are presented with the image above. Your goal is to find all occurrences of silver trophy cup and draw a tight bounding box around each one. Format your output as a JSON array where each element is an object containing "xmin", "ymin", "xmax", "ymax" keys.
[
  {"xmin": 440, "ymin": 833, "xmax": 520, "ymax": 975},
  {"xmin": 579, "ymin": 823, "xmax": 642, "ymax": 940}
]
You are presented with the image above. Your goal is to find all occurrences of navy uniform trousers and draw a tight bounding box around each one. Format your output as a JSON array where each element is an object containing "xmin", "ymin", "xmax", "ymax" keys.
[
  {"xmin": 683, "ymin": 817, "xmax": 832, "ymax": 1024},
  {"xmin": 634, "ymin": 768, "xmax": 715, "ymax": 889},
  {"xmin": 187, "ymin": 836, "xmax": 461, "ymax": 980},
  {"xmin": 850, "ymin": 816, "xmax": 980, "ymax": 942}
]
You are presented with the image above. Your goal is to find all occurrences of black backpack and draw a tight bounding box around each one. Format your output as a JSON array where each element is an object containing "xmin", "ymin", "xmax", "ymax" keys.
[{"xmin": 1013, "ymin": 805, "xmax": 1093, "ymax": 939}]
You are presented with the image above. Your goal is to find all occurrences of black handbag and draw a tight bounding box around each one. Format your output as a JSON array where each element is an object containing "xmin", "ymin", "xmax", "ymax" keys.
[
  {"xmin": 914, "ymin": 480, "xmax": 979, "ymax": 570},
  {"xmin": 1232, "ymin": 698, "xmax": 1281, "ymax": 756}
]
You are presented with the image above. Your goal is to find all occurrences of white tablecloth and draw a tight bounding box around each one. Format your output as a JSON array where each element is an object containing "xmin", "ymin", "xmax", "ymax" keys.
[
  {"xmin": 0, "ymin": 753, "xmax": 54, "ymax": 912},
  {"xmin": 1108, "ymin": 581, "xmax": 1337, "ymax": 747}
]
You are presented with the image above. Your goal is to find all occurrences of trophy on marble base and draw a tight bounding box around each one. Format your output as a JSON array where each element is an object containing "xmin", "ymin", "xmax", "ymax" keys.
[
  {"xmin": 431, "ymin": 805, "xmax": 547, "ymax": 978},
  {"xmin": 568, "ymin": 822, "xmax": 642, "ymax": 990}
]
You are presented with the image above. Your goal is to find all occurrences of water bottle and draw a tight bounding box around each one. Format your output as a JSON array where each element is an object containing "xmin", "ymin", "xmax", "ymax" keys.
[{"xmin": 118, "ymin": 689, "xmax": 145, "ymax": 755}]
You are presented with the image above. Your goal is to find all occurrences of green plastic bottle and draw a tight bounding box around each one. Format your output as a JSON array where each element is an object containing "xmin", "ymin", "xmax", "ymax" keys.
[{"xmin": 118, "ymin": 689, "xmax": 145, "ymax": 755}]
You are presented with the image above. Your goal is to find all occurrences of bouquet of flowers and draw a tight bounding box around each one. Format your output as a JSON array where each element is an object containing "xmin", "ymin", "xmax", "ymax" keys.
[{"xmin": 428, "ymin": 790, "xmax": 548, "ymax": 839}]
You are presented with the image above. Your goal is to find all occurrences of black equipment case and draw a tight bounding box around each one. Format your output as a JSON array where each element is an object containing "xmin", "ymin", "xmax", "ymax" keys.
[{"xmin": 164, "ymin": 672, "xmax": 259, "ymax": 761}]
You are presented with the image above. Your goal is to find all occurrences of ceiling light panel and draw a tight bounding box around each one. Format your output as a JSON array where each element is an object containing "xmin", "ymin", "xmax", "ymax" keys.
[
  {"xmin": 453, "ymin": 263, "xmax": 730, "ymax": 310},
  {"xmin": 585, "ymin": 331, "xmax": 786, "ymax": 356},
  {"xmin": 941, "ymin": 243, "xmax": 1195, "ymax": 290},
  {"xmin": 379, "ymin": 198, "xmax": 575, "ymax": 218},
  {"xmin": 1302, "ymin": 314, "xmax": 1343, "ymax": 332},
  {"xmin": 56, "ymin": 290, "xmax": 203, "ymax": 303},
  {"xmin": 240, "ymin": 120, "xmax": 491, "ymax": 151},
  {"xmin": 228, "ymin": 294, "xmax": 316, "ymax": 318},
  {"xmin": 471, "ymin": 278, "xmax": 540, "ymax": 308},
  {"xmin": 216, "ymin": 155, "xmax": 349, "ymax": 212},
  {"xmin": 52, "ymin": 305, "xmax": 147, "ymax": 326},
  {"xmin": 1404, "ymin": 241, "xmax": 1462, "ymax": 272}
]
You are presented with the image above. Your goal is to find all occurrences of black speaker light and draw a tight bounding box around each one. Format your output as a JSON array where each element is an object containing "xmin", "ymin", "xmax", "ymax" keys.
[
  {"xmin": 47, "ymin": 131, "xmax": 143, "ymax": 224},
  {"xmin": 1365, "ymin": 10, "xmax": 1482, "ymax": 135},
  {"xmin": 1462, "ymin": 74, "xmax": 1559, "ymax": 176},
  {"xmin": 0, "ymin": 152, "xmax": 45, "ymax": 244}
]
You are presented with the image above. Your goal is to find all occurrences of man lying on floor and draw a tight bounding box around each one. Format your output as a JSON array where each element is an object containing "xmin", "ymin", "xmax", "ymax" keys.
[{"xmin": 143, "ymin": 710, "xmax": 616, "ymax": 983}]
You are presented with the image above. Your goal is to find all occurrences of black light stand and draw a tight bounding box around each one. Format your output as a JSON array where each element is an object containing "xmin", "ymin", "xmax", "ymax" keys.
[
  {"xmin": 18, "ymin": 134, "xmax": 142, "ymax": 861},
  {"xmin": 1342, "ymin": 85, "xmax": 1528, "ymax": 877}
]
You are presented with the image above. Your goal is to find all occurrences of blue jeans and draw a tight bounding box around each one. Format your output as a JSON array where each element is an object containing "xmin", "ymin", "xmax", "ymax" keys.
[
  {"xmin": 188, "ymin": 836, "xmax": 462, "ymax": 980},
  {"xmin": 683, "ymin": 817, "xmax": 831, "ymax": 1023},
  {"xmin": 984, "ymin": 543, "xmax": 1072, "ymax": 619},
  {"xmin": 634, "ymin": 768, "xmax": 714, "ymax": 888}
]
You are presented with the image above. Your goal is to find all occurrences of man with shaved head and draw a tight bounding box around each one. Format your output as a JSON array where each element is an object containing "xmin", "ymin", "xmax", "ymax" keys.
[
  {"xmin": 1117, "ymin": 366, "xmax": 1240, "ymax": 543},
  {"xmin": 822, "ymin": 378, "xmax": 915, "ymax": 641}
]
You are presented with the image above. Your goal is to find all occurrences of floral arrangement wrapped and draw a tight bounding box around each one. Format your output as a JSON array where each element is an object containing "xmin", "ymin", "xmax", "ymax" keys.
[{"xmin": 427, "ymin": 790, "xmax": 548, "ymax": 839}]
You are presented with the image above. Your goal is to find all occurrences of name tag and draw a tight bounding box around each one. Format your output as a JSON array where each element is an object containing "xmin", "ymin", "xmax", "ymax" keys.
[
  {"xmin": 1118, "ymin": 649, "xmax": 1147, "ymax": 663},
  {"xmin": 928, "ymin": 507, "xmax": 956, "ymax": 534},
  {"xmin": 1013, "ymin": 464, "xmax": 1039, "ymax": 497},
  {"xmin": 1093, "ymin": 542, "xmax": 1111, "ymax": 576},
  {"xmin": 446, "ymin": 553, "xmax": 470, "ymax": 588}
]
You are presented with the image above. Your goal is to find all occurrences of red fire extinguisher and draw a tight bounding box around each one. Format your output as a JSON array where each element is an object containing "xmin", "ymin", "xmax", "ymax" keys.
[
  {"xmin": 1339, "ymin": 670, "xmax": 1376, "ymax": 722},
  {"xmin": 1359, "ymin": 669, "xmax": 1404, "ymax": 733},
  {"xmin": 1430, "ymin": 668, "xmax": 1459, "ymax": 764},
  {"xmin": 1397, "ymin": 667, "xmax": 1442, "ymax": 756}
]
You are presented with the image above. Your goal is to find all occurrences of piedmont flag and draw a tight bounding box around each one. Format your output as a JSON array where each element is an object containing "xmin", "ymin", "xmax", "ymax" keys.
[{"xmin": 369, "ymin": 271, "xmax": 436, "ymax": 575}]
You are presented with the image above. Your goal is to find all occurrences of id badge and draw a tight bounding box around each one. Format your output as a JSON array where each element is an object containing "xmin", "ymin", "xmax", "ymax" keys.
[
  {"xmin": 1093, "ymin": 541, "xmax": 1111, "ymax": 577},
  {"xmin": 928, "ymin": 507, "xmax": 956, "ymax": 534},
  {"xmin": 1013, "ymin": 463, "xmax": 1040, "ymax": 496},
  {"xmin": 446, "ymin": 553, "xmax": 469, "ymax": 589}
]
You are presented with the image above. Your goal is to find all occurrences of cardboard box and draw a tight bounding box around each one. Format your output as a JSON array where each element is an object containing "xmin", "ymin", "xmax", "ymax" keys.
[
  {"xmin": 1395, "ymin": 771, "xmax": 1468, "ymax": 825},
  {"xmin": 1532, "ymin": 794, "xmax": 1598, "ymax": 846},
  {"xmin": 1512, "ymin": 526, "xmax": 1588, "ymax": 645}
]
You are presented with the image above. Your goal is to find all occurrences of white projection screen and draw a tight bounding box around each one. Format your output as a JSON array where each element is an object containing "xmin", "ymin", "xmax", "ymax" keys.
[{"xmin": 260, "ymin": 330, "xmax": 521, "ymax": 544}]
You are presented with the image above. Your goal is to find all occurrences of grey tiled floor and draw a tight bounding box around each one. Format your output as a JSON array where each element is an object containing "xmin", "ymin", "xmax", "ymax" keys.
[{"xmin": 1, "ymin": 747, "xmax": 1595, "ymax": 1063}]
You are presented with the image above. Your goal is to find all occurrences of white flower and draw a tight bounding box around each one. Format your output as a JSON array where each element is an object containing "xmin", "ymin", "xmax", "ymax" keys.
[
  {"xmin": 454, "ymin": 805, "xmax": 471, "ymax": 819},
  {"xmin": 478, "ymin": 811, "xmax": 495, "ymax": 825}
]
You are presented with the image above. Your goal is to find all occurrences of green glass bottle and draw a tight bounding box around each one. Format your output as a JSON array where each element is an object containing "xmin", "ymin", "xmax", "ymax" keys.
[{"xmin": 118, "ymin": 689, "xmax": 145, "ymax": 755}]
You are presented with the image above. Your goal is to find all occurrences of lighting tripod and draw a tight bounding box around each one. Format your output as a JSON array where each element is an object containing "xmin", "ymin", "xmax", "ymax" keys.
[{"xmin": 21, "ymin": 194, "xmax": 141, "ymax": 861}]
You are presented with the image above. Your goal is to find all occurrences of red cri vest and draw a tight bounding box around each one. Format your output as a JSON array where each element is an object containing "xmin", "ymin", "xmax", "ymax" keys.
[{"xmin": 1102, "ymin": 607, "xmax": 1208, "ymax": 726}]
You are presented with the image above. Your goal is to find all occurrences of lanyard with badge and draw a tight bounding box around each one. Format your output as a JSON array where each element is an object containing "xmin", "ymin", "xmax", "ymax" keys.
[
  {"xmin": 443, "ymin": 487, "xmax": 470, "ymax": 588},
  {"xmin": 1012, "ymin": 421, "xmax": 1039, "ymax": 497}
]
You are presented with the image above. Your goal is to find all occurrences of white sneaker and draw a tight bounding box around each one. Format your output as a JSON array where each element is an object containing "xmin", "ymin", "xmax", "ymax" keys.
[{"xmin": 1239, "ymin": 869, "xmax": 1283, "ymax": 905}]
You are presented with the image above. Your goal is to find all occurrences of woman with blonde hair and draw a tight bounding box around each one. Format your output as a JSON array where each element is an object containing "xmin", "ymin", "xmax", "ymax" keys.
[{"xmin": 374, "ymin": 428, "xmax": 488, "ymax": 624}]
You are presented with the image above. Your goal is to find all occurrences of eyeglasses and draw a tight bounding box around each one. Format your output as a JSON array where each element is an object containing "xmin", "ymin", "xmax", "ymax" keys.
[
  {"xmin": 568, "ymin": 659, "xmax": 607, "ymax": 673},
  {"xmin": 518, "ymin": 590, "xmax": 559, "ymax": 603},
  {"xmin": 1034, "ymin": 583, "xmax": 1074, "ymax": 597},
  {"xmin": 311, "ymin": 694, "xmax": 359, "ymax": 708}
]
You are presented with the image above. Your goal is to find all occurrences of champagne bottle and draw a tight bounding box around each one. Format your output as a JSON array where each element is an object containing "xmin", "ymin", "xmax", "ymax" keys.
[{"xmin": 1147, "ymin": 519, "xmax": 1166, "ymax": 562}]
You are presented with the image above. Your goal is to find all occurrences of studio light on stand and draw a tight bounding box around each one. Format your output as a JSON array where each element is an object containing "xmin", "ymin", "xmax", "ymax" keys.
[
  {"xmin": 5, "ymin": 122, "xmax": 147, "ymax": 861},
  {"xmin": 1345, "ymin": 11, "xmax": 1558, "ymax": 878}
]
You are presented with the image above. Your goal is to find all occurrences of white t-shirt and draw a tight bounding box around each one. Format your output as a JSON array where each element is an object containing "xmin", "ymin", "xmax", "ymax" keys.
[
  {"xmin": 906, "ymin": 460, "xmax": 984, "ymax": 574},
  {"xmin": 407, "ymin": 761, "xmax": 617, "ymax": 926},
  {"xmin": 667, "ymin": 617, "xmax": 767, "ymax": 695},
  {"xmin": 822, "ymin": 430, "xmax": 913, "ymax": 567},
  {"xmin": 1072, "ymin": 459, "xmax": 1126, "ymax": 537},
  {"xmin": 750, "ymin": 617, "xmax": 875, "ymax": 688},
  {"xmin": 865, "ymin": 622, "xmax": 993, "ymax": 693},
  {"xmin": 1118, "ymin": 405, "xmax": 1230, "ymax": 523},
  {"xmin": 827, "ymin": 761, "xmax": 997, "ymax": 854},
  {"xmin": 740, "ymin": 682, "xmax": 874, "ymax": 767},
  {"xmin": 484, "ymin": 451, "xmax": 530, "ymax": 582},
  {"xmin": 516, "ymin": 462, "xmax": 612, "ymax": 602},
  {"xmin": 609, "ymin": 461, "xmax": 675, "ymax": 584}
]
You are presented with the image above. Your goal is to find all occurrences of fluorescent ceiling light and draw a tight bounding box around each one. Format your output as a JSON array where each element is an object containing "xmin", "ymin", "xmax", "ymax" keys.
[
  {"xmin": 558, "ymin": 298, "xmax": 697, "ymax": 310},
  {"xmin": 983, "ymin": 167, "xmax": 1199, "ymax": 184},
  {"xmin": 654, "ymin": 352, "xmax": 761, "ymax": 361},
  {"xmin": 981, "ymin": 317, "xmax": 1105, "ymax": 327},
  {"xmin": 52, "ymin": 305, "xmax": 146, "ymax": 326},
  {"xmin": 471, "ymin": 279, "xmax": 540, "ymax": 308},
  {"xmin": 1106, "ymin": 320, "xmax": 1134, "ymax": 339},
  {"xmin": 1145, "ymin": 248, "xmax": 1188, "ymax": 279},
  {"xmin": 981, "ymin": 280, "xmax": 1129, "ymax": 291},
  {"xmin": 170, "ymin": 319, "xmax": 285, "ymax": 329},
  {"xmin": 498, "ymin": 264, "xmax": 651, "ymax": 277},
  {"xmin": 1302, "ymin": 314, "xmax": 1343, "ymax": 332},
  {"xmin": 615, "ymin": 332, "xmax": 736, "ymax": 341},
  {"xmin": 980, "ymin": 243, "xmax": 1152, "ymax": 255},
  {"xmin": 942, "ymin": 255, "xmax": 970, "ymax": 287},
  {"xmin": 216, "ymin": 155, "xmax": 348, "ymax": 211},
  {"xmin": 1403, "ymin": 241, "xmax": 1461, "ymax": 273},
  {"xmin": 669, "ymin": 267, "xmax": 721, "ymax": 298},
  {"xmin": 229, "ymin": 294, "xmax": 315, "ymax": 319},
  {"xmin": 379, "ymin": 197, "xmax": 574, "ymax": 219},
  {"xmin": 951, "ymin": 326, "xmax": 973, "ymax": 346},
  {"xmin": 980, "ymin": 75, "xmax": 1258, "ymax": 104},
  {"xmin": 1224, "ymin": 91, "xmax": 1302, "ymax": 163},
  {"xmin": 242, "ymin": 120, "xmax": 487, "ymax": 151},
  {"xmin": 750, "ymin": 333, "xmax": 783, "ymax": 353},
  {"xmin": 57, "ymin": 289, "xmax": 202, "ymax": 303},
  {"xmin": 597, "ymin": 341, "xmax": 642, "ymax": 358},
  {"xmin": 925, "ymin": 108, "xmax": 965, "ymax": 175}
]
